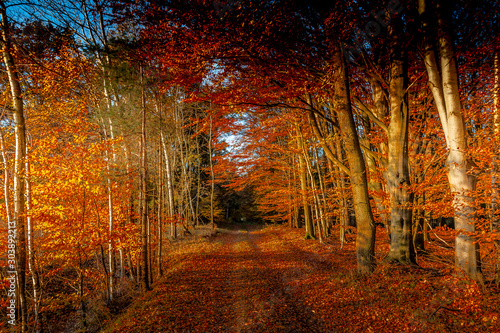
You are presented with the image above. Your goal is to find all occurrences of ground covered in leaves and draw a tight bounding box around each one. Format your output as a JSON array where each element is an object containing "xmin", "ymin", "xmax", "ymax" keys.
[{"xmin": 103, "ymin": 224, "xmax": 500, "ymax": 333}]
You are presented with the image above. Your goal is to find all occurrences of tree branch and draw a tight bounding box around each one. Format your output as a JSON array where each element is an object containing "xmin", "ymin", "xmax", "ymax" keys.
[{"xmin": 353, "ymin": 96, "xmax": 388, "ymax": 134}]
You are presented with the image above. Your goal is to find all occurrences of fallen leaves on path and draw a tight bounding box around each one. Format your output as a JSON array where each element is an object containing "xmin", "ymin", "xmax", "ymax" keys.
[{"xmin": 104, "ymin": 225, "xmax": 500, "ymax": 333}]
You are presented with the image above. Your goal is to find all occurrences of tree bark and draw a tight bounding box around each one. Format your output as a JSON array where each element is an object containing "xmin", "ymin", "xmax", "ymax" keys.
[
  {"xmin": 386, "ymin": 22, "xmax": 415, "ymax": 264},
  {"xmin": 102, "ymin": 118, "xmax": 116, "ymax": 302},
  {"xmin": 140, "ymin": 65, "xmax": 150, "ymax": 291},
  {"xmin": 367, "ymin": 77, "xmax": 389, "ymax": 233},
  {"xmin": 492, "ymin": 47, "xmax": 500, "ymax": 284},
  {"xmin": 26, "ymin": 147, "xmax": 41, "ymax": 330},
  {"xmin": 331, "ymin": 43, "xmax": 376, "ymax": 273},
  {"xmin": 419, "ymin": 0, "xmax": 482, "ymax": 281},
  {"xmin": 334, "ymin": 132, "xmax": 349, "ymax": 244},
  {"xmin": 209, "ymin": 113, "xmax": 216, "ymax": 230},
  {"xmin": 161, "ymin": 135, "xmax": 176, "ymax": 234},
  {"xmin": 0, "ymin": 129, "xmax": 11, "ymax": 224},
  {"xmin": 1, "ymin": 2, "xmax": 27, "ymax": 329},
  {"xmin": 360, "ymin": 111, "xmax": 388, "ymax": 239},
  {"xmin": 295, "ymin": 124, "xmax": 314, "ymax": 239},
  {"xmin": 301, "ymin": 133, "xmax": 323, "ymax": 242}
]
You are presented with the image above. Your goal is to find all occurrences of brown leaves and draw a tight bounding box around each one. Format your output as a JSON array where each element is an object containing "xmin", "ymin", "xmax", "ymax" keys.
[{"xmin": 104, "ymin": 225, "xmax": 500, "ymax": 332}]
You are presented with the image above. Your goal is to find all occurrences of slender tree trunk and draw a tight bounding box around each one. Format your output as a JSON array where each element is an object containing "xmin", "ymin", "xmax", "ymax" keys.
[
  {"xmin": 387, "ymin": 23, "xmax": 415, "ymax": 264},
  {"xmin": 1, "ymin": 3, "xmax": 27, "ymax": 329},
  {"xmin": 195, "ymin": 130, "xmax": 202, "ymax": 227},
  {"xmin": 331, "ymin": 42, "xmax": 376, "ymax": 273},
  {"xmin": 94, "ymin": 199, "xmax": 111, "ymax": 303},
  {"xmin": 26, "ymin": 147, "xmax": 41, "ymax": 331},
  {"xmin": 368, "ymin": 77, "xmax": 390, "ymax": 238},
  {"xmin": 126, "ymin": 249, "xmax": 136, "ymax": 283},
  {"xmin": 123, "ymin": 143, "xmax": 135, "ymax": 283},
  {"xmin": 147, "ymin": 215, "xmax": 153, "ymax": 285},
  {"xmin": 109, "ymin": 119, "xmax": 117, "ymax": 299},
  {"xmin": 333, "ymin": 131, "xmax": 348, "ymax": 244},
  {"xmin": 360, "ymin": 112, "xmax": 386, "ymax": 228},
  {"xmin": 100, "ymin": 244, "xmax": 110, "ymax": 302},
  {"xmin": 313, "ymin": 145, "xmax": 328, "ymax": 238},
  {"xmin": 157, "ymin": 141, "xmax": 163, "ymax": 277},
  {"xmin": 161, "ymin": 135, "xmax": 176, "ymax": 237},
  {"xmin": 419, "ymin": 0, "xmax": 482, "ymax": 281},
  {"xmin": 119, "ymin": 248, "xmax": 124, "ymax": 278},
  {"xmin": 411, "ymin": 119, "xmax": 429, "ymax": 252},
  {"xmin": 302, "ymin": 137, "xmax": 323, "ymax": 242},
  {"xmin": 492, "ymin": 47, "xmax": 500, "ymax": 284},
  {"xmin": 0, "ymin": 129, "xmax": 11, "ymax": 224},
  {"xmin": 78, "ymin": 264, "xmax": 87, "ymax": 333},
  {"xmin": 140, "ymin": 65, "xmax": 150, "ymax": 291},
  {"xmin": 413, "ymin": 191, "xmax": 426, "ymax": 252},
  {"xmin": 102, "ymin": 119, "xmax": 116, "ymax": 302},
  {"xmin": 295, "ymin": 125, "xmax": 314, "ymax": 239},
  {"xmin": 209, "ymin": 114, "xmax": 216, "ymax": 229}
]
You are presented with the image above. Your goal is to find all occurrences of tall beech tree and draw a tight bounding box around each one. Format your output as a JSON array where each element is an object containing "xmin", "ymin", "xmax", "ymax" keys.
[
  {"xmin": 419, "ymin": 0, "xmax": 482, "ymax": 280},
  {"xmin": 329, "ymin": 42, "xmax": 376, "ymax": 273},
  {"xmin": 386, "ymin": 14, "xmax": 414, "ymax": 264}
]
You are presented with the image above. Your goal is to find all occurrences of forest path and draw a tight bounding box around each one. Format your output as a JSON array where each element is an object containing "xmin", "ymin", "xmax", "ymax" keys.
[
  {"xmin": 106, "ymin": 225, "xmax": 331, "ymax": 332},
  {"xmin": 104, "ymin": 225, "xmax": 499, "ymax": 333}
]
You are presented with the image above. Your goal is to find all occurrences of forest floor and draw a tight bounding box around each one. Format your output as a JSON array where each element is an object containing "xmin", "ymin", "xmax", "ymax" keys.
[{"xmin": 103, "ymin": 224, "xmax": 500, "ymax": 333}]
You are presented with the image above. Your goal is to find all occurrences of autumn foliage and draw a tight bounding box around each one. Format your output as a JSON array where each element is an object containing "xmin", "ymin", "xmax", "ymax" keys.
[{"xmin": 1, "ymin": 0, "xmax": 500, "ymax": 332}]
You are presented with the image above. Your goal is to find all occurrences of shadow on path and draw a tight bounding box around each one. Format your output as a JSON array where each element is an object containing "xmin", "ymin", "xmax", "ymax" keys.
[{"xmin": 107, "ymin": 226, "xmax": 332, "ymax": 332}]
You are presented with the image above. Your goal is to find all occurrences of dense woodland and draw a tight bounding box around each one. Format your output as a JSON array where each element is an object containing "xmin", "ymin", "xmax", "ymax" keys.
[{"xmin": 1, "ymin": 0, "xmax": 500, "ymax": 331}]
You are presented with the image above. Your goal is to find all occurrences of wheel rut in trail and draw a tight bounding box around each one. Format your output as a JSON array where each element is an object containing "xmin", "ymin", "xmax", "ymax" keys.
[{"xmin": 221, "ymin": 228, "xmax": 330, "ymax": 333}]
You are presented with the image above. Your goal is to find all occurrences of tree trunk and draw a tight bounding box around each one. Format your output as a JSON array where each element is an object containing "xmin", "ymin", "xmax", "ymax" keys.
[
  {"xmin": 123, "ymin": 143, "xmax": 136, "ymax": 283},
  {"xmin": 102, "ymin": 118, "xmax": 116, "ymax": 302},
  {"xmin": 1, "ymin": 2, "xmax": 27, "ymax": 329},
  {"xmin": 360, "ymin": 112, "xmax": 387, "ymax": 228},
  {"xmin": 419, "ymin": 0, "xmax": 482, "ymax": 281},
  {"xmin": 78, "ymin": 265, "xmax": 87, "ymax": 332},
  {"xmin": 492, "ymin": 47, "xmax": 500, "ymax": 284},
  {"xmin": 126, "ymin": 249, "xmax": 136, "ymax": 283},
  {"xmin": 195, "ymin": 128, "xmax": 202, "ymax": 227},
  {"xmin": 386, "ymin": 23, "xmax": 415, "ymax": 264},
  {"xmin": 161, "ymin": 135, "xmax": 176, "ymax": 236},
  {"xmin": 26, "ymin": 148, "xmax": 41, "ymax": 330},
  {"xmin": 157, "ymin": 142, "xmax": 164, "ymax": 277},
  {"xmin": 313, "ymin": 145, "xmax": 328, "ymax": 238},
  {"xmin": 140, "ymin": 65, "xmax": 150, "ymax": 291},
  {"xmin": 0, "ymin": 129, "xmax": 11, "ymax": 224},
  {"xmin": 109, "ymin": 119, "xmax": 117, "ymax": 300},
  {"xmin": 209, "ymin": 114, "xmax": 216, "ymax": 230},
  {"xmin": 295, "ymin": 125, "xmax": 314, "ymax": 239},
  {"xmin": 333, "ymin": 131, "xmax": 349, "ymax": 244},
  {"xmin": 302, "ymin": 136, "xmax": 323, "ymax": 242},
  {"xmin": 331, "ymin": 43, "xmax": 376, "ymax": 273},
  {"xmin": 291, "ymin": 159, "xmax": 301, "ymax": 228}
]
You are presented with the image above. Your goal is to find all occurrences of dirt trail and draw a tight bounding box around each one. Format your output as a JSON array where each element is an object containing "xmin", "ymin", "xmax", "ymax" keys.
[
  {"xmin": 107, "ymin": 225, "xmax": 331, "ymax": 333},
  {"xmin": 223, "ymin": 228, "xmax": 328, "ymax": 332},
  {"xmin": 105, "ymin": 225, "xmax": 500, "ymax": 333}
]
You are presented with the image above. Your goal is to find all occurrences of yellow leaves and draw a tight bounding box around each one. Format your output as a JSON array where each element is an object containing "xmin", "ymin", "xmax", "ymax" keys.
[{"xmin": 73, "ymin": 133, "xmax": 86, "ymax": 144}]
